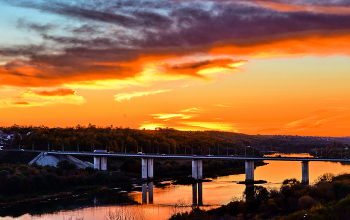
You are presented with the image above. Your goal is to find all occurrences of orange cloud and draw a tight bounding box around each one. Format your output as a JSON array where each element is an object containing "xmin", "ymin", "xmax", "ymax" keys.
[
  {"xmin": 0, "ymin": 88, "xmax": 85, "ymax": 108},
  {"xmin": 256, "ymin": 1, "xmax": 350, "ymax": 15},
  {"xmin": 151, "ymin": 113, "xmax": 193, "ymax": 121},
  {"xmin": 215, "ymin": 104, "xmax": 231, "ymax": 108},
  {"xmin": 180, "ymin": 107, "xmax": 204, "ymax": 113},
  {"xmin": 114, "ymin": 89, "xmax": 172, "ymax": 102},
  {"xmin": 19, "ymin": 88, "xmax": 77, "ymax": 97},
  {"xmin": 210, "ymin": 34, "xmax": 350, "ymax": 58},
  {"xmin": 180, "ymin": 121, "xmax": 237, "ymax": 131},
  {"xmin": 13, "ymin": 101, "xmax": 30, "ymax": 105},
  {"xmin": 162, "ymin": 58, "xmax": 245, "ymax": 78}
]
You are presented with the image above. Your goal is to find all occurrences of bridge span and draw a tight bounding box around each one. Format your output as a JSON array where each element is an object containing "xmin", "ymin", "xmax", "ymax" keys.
[
  {"xmin": 6, "ymin": 149, "xmax": 350, "ymax": 185},
  {"xmin": 44, "ymin": 151, "xmax": 350, "ymax": 185}
]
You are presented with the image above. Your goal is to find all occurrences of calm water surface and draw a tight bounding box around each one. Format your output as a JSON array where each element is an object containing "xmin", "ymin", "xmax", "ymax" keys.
[{"xmin": 2, "ymin": 154, "xmax": 350, "ymax": 220}]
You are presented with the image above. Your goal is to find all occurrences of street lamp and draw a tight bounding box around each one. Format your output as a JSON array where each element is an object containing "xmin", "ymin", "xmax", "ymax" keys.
[{"xmin": 245, "ymin": 146, "xmax": 250, "ymax": 157}]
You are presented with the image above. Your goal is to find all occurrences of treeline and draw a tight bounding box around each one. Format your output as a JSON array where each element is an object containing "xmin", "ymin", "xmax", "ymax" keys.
[
  {"xmin": 2, "ymin": 125, "xmax": 344, "ymax": 156},
  {"xmin": 309, "ymin": 141, "xmax": 350, "ymax": 159},
  {"xmin": 170, "ymin": 173, "xmax": 350, "ymax": 220},
  {"xmin": 0, "ymin": 162, "xmax": 131, "ymax": 201},
  {"xmin": 1, "ymin": 125, "xmax": 261, "ymax": 156}
]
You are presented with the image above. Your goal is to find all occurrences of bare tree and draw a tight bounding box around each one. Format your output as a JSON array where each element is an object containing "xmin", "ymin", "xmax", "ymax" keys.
[{"xmin": 103, "ymin": 207, "xmax": 149, "ymax": 220}]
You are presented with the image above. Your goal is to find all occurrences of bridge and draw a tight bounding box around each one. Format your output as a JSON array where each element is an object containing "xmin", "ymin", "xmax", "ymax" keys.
[
  {"xmin": 5, "ymin": 149, "xmax": 350, "ymax": 185},
  {"xmin": 42, "ymin": 151, "xmax": 350, "ymax": 185}
]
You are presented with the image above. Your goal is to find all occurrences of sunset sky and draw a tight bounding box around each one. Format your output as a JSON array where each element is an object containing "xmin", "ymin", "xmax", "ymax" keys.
[{"xmin": 0, "ymin": 0, "xmax": 350, "ymax": 136}]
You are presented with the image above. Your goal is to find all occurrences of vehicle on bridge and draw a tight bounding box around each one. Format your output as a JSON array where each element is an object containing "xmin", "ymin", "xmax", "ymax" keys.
[{"xmin": 94, "ymin": 150, "xmax": 107, "ymax": 153}]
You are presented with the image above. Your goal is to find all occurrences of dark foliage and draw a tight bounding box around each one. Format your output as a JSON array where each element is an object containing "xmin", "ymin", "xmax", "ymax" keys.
[{"xmin": 170, "ymin": 173, "xmax": 350, "ymax": 220}]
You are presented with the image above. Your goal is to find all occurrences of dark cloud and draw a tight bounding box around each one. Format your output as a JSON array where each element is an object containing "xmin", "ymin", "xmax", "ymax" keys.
[
  {"xmin": 163, "ymin": 58, "xmax": 244, "ymax": 78},
  {"xmin": 170, "ymin": 59, "xmax": 239, "ymax": 70},
  {"xmin": 17, "ymin": 18, "xmax": 56, "ymax": 33},
  {"xmin": 8, "ymin": 0, "xmax": 173, "ymax": 29},
  {"xmin": 1, "ymin": 0, "xmax": 350, "ymax": 88},
  {"xmin": 261, "ymin": 0, "xmax": 350, "ymax": 7},
  {"xmin": 41, "ymin": 34, "xmax": 115, "ymax": 47},
  {"xmin": 0, "ymin": 45, "xmax": 44, "ymax": 57}
]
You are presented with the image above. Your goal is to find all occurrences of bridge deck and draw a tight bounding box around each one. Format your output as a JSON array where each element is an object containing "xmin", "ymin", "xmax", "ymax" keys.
[
  {"xmin": 43, "ymin": 151, "xmax": 350, "ymax": 162},
  {"xmin": 3, "ymin": 149, "xmax": 349, "ymax": 162}
]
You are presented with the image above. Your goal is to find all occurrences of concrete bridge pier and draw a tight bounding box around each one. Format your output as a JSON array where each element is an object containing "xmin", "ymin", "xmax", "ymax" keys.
[
  {"xmin": 192, "ymin": 160, "xmax": 203, "ymax": 180},
  {"xmin": 302, "ymin": 161, "xmax": 309, "ymax": 185},
  {"xmin": 141, "ymin": 158, "xmax": 154, "ymax": 180},
  {"xmin": 101, "ymin": 157, "xmax": 107, "ymax": 171},
  {"xmin": 148, "ymin": 158, "xmax": 154, "ymax": 179},
  {"xmin": 142, "ymin": 158, "xmax": 148, "ymax": 180},
  {"xmin": 245, "ymin": 160, "xmax": 254, "ymax": 182},
  {"xmin": 94, "ymin": 156, "xmax": 107, "ymax": 170},
  {"xmin": 94, "ymin": 157, "xmax": 101, "ymax": 170}
]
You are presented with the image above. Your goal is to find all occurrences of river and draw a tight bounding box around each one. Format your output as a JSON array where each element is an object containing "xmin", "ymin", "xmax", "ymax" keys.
[{"xmin": 2, "ymin": 154, "xmax": 350, "ymax": 220}]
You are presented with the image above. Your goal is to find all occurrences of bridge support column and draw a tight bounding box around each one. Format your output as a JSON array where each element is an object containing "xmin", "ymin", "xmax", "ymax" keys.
[
  {"xmin": 302, "ymin": 161, "xmax": 309, "ymax": 185},
  {"xmin": 141, "ymin": 158, "xmax": 148, "ymax": 180},
  {"xmin": 141, "ymin": 158, "xmax": 154, "ymax": 180},
  {"xmin": 198, "ymin": 160, "xmax": 203, "ymax": 179},
  {"xmin": 94, "ymin": 157, "xmax": 101, "ymax": 170},
  {"xmin": 245, "ymin": 160, "xmax": 254, "ymax": 182},
  {"xmin": 148, "ymin": 158, "xmax": 153, "ymax": 179},
  {"xmin": 101, "ymin": 157, "xmax": 107, "ymax": 171},
  {"xmin": 192, "ymin": 160, "xmax": 198, "ymax": 180},
  {"xmin": 192, "ymin": 160, "xmax": 203, "ymax": 180}
]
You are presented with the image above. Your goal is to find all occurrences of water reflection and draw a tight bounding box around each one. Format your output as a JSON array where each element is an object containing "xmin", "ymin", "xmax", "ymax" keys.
[
  {"xmin": 192, "ymin": 183, "xmax": 197, "ymax": 206},
  {"xmin": 244, "ymin": 184, "xmax": 255, "ymax": 203},
  {"xmin": 3, "ymin": 157, "xmax": 350, "ymax": 220},
  {"xmin": 198, "ymin": 182, "xmax": 203, "ymax": 206},
  {"xmin": 142, "ymin": 182, "xmax": 154, "ymax": 204},
  {"xmin": 192, "ymin": 182, "xmax": 203, "ymax": 206}
]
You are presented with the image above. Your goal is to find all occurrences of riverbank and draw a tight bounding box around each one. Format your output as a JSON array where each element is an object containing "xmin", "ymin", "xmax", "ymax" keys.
[
  {"xmin": 0, "ymin": 159, "xmax": 267, "ymax": 207},
  {"xmin": 169, "ymin": 173, "xmax": 350, "ymax": 220}
]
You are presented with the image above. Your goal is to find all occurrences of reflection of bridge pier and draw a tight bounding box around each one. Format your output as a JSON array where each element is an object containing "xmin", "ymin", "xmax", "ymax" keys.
[
  {"xmin": 245, "ymin": 184, "xmax": 255, "ymax": 203},
  {"xmin": 192, "ymin": 182, "xmax": 203, "ymax": 206},
  {"xmin": 142, "ymin": 182, "xmax": 154, "ymax": 204},
  {"xmin": 243, "ymin": 159, "xmax": 310, "ymax": 185}
]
